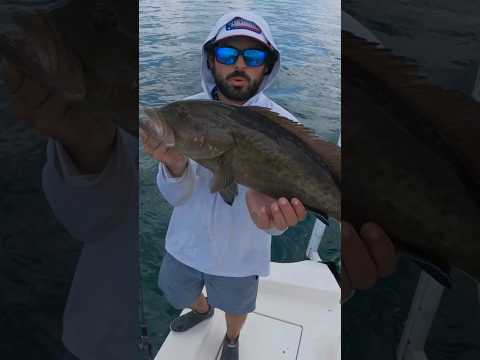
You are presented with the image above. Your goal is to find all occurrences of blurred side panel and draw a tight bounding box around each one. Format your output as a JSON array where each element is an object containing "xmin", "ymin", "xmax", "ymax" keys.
[
  {"xmin": 341, "ymin": 1, "xmax": 480, "ymax": 359},
  {"xmin": 0, "ymin": 1, "xmax": 140, "ymax": 359}
]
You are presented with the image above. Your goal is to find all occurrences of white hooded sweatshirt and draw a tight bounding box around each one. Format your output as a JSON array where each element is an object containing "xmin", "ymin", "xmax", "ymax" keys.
[{"xmin": 156, "ymin": 11, "xmax": 307, "ymax": 277}]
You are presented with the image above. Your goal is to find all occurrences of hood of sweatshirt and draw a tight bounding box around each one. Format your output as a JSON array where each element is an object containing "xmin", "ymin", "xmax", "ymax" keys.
[{"xmin": 199, "ymin": 11, "xmax": 281, "ymax": 99}]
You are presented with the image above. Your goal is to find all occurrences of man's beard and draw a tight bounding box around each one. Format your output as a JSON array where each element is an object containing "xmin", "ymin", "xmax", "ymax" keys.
[{"xmin": 213, "ymin": 70, "xmax": 263, "ymax": 102}]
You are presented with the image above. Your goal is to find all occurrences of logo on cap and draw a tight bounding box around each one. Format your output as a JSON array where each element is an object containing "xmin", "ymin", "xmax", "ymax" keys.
[{"xmin": 225, "ymin": 17, "xmax": 262, "ymax": 34}]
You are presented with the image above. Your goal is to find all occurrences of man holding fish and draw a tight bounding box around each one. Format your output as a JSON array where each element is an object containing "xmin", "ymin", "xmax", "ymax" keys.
[
  {"xmin": 3, "ymin": 9, "xmax": 395, "ymax": 360},
  {"xmin": 141, "ymin": 11, "xmax": 396, "ymax": 360}
]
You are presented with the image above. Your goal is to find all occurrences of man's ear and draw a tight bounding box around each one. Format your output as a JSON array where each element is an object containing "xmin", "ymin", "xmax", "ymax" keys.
[
  {"xmin": 207, "ymin": 54, "xmax": 214, "ymax": 70},
  {"xmin": 264, "ymin": 63, "xmax": 273, "ymax": 75},
  {"xmin": 264, "ymin": 51, "xmax": 278, "ymax": 75}
]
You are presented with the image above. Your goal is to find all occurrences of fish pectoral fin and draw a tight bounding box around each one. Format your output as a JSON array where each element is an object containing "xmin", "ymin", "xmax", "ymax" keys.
[
  {"xmin": 219, "ymin": 183, "xmax": 239, "ymax": 206},
  {"xmin": 209, "ymin": 150, "xmax": 236, "ymax": 201},
  {"xmin": 210, "ymin": 167, "xmax": 238, "ymax": 206},
  {"xmin": 210, "ymin": 167, "xmax": 234, "ymax": 192}
]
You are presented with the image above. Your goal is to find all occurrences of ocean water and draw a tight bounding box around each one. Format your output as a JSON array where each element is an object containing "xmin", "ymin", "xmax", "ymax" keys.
[{"xmin": 139, "ymin": 0, "xmax": 341, "ymax": 351}]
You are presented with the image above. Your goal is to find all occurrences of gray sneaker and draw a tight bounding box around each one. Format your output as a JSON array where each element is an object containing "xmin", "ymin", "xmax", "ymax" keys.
[
  {"xmin": 169, "ymin": 305, "xmax": 214, "ymax": 332},
  {"xmin": 220, "ymin": 335, "xmax": 239, "ymax": 360}
]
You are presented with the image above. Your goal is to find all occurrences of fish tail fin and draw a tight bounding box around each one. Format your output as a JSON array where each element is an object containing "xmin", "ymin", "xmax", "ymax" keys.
[
  {"xmin": 307, "ymin": 207, "xmax": 330, "ymax": 226},
  {"xmin": 408, "ymin": 256, "xmax": 453, "ymax": 289}
]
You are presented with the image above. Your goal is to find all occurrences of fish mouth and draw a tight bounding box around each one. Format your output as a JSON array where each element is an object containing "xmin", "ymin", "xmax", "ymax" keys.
[{"xmin": 139, "ymin": 106, "xmax": 175, "ymax": 147}]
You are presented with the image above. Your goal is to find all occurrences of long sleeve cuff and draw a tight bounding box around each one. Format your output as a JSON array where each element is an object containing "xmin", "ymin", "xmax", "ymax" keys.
[
  {"xmin": 159, "ymin": 159, "xmax": 191, "ymax": 183},
  {"xmin": 264, "ymin": 226, "xmax": 287, "ymax": 236},
  {"xmin": 156, "ymin": 159, "xmax": 196, "ymax": 206}
]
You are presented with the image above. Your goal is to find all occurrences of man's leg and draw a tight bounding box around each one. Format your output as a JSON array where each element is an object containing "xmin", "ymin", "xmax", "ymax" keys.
[
  {"xmin": 169, "ymin": 292, "xmax": 214, "ymax": 332},
  {"xmin": 225, "ymin": 313, "xmax": 247, "ymax": 341},
  {"xmin": 191, "ymin": 293, "xmax": 210, "ymax": 314},
  {"xmin": 219, "ymin": 313, "xmax": 248, "ymax": 360},
  {"xmin": 158, "ymin": 252, "xmax": 214, "ymax": 332},
  {"xmin": 206, "ymin": 274, "xmax": 259, "ymax": 360}
]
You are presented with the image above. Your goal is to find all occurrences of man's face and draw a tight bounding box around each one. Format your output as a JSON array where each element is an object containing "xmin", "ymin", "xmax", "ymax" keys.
[{"xmin": 210, "ymin": 36, "xmax": 270, "ymax": 102}]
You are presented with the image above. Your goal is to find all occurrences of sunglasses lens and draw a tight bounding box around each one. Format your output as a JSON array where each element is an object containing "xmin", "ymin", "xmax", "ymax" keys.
[
  {"xmin": 243, "ymin": 49, "xmax": 267, "ymax": 67},
  {"xmin": 215, "ymin": 47, "xmax": 269, "ymax": 67},
  {"xmin": 215, "ymin": 47, "xmax": 238, "ymax": 65}
]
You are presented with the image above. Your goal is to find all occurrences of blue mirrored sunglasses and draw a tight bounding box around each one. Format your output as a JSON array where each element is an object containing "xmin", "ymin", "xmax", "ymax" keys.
[{"xmin": 214, "ymin": 46, "xmax": 268, "ymax": 67}]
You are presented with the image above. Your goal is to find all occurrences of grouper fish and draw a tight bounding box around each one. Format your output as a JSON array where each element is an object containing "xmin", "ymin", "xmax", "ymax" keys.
[
  {"xmin": 342, "ymin": 31, "xmax": 480, "ymax": 285},
  {"xmin": 0, "ymin": 0, "xmax": 138, "ymax": 134},
  {"xmin": 140, "ymin": 100, "xmax": 341, "ymax": 224}
]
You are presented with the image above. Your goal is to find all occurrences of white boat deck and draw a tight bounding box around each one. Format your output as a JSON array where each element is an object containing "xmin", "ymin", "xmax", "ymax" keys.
[{"xmin": 155, "ymin": 260, "xmax": 341, "ymax": 360}]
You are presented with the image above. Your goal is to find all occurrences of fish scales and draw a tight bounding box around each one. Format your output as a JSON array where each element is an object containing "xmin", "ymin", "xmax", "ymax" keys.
[
  {"xmin": 229, "ymin": 107, "xmax": 338, "ymax": 210},
  {"xmin": 142, "ymin": 100, "xmax": 341, "ymax": 221}
]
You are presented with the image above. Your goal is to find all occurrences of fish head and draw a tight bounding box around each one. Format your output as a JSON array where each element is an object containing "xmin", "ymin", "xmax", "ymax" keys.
[
  {"xmin": 159, "ymin": 101, "xmax": 234, "ymax": 159},
  {"xmin": 141, "ymin": 101, "xmax": 234, "ymax": 160},
  {"xmin": 140, "ymin": 106, "xmax": 175, "ymax": 147}
]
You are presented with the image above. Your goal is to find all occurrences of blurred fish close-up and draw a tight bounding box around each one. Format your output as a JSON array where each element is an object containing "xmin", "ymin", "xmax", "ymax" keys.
[
  {"xmin": 0, "ymin": 0, "xmax": 138, "ymax": 134},
  {"xmin": 342, "ymin": 30, "xmax": 480, "ymax": 286}
]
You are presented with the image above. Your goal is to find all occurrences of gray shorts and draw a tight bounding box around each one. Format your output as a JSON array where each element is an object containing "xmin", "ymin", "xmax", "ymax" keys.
[{"xmin": 159, "ymin": 251, "xmax": 259, "ymax": 315}]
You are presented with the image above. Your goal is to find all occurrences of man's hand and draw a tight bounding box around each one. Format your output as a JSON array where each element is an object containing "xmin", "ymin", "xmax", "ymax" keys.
[
  {"xmin": 4, "ymin": 61, "xmax": 116, "ymax": 174},
  {"xmin": 246, "ymin": 190, "xmax": 306, "ymax": 231},
  {"xmin": 341, "ymin": 221, "xmax": 397, "ymax": 302},
  {"xmin": 139, "ymin": 128, "xmax": 187, "ymax": 177}
]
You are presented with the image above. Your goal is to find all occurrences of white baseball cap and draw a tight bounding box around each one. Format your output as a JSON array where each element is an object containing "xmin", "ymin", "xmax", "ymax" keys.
[{"xmin": 214, "ymin": 17, "xmax": 272, "ymax": 49}]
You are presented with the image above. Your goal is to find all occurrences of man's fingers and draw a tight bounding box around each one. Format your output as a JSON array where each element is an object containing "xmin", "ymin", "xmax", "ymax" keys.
[
  {"xmin": 271, "ymin": 202, "xmax": 287, "ymax": 231},
  {"xmin": 342, "ymin": 222, "xmax": 378, "ymax": 289},
  {"xmin": 143, "ymin": 135, "xmax": 163, "ymax": 154},
  {"xmin": 139, "ymin": 129, "xmax": 156, "ymax": 155},
  {"xmin": 278, "ymin": 198, "xmax": 297, "ymax": 227},
  {"xmin": 246, "ymin": 191, "xmax": 273, "ymax": 230},
  {"xmin": 291, "ymin": 198, "xmax": 306, "ymax": 221},
  {"xmin": 253, "ymin": 206, "xmax": 271, "ymax": 230},
  {"xmin": 360, "ymin": 222, "xmax": 396, "ymax": 278}
]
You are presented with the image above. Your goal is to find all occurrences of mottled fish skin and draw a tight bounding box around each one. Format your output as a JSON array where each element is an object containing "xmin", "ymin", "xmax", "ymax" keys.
[
  {"xmin": 143, "ymin": 100, "xmax": 341, "ymax": 221},
  {"xmin": 0, "ymin": 0, "xmax": 138, "ymax": 135},
  {"xmin": 342, "ymin": 31, "xmax": 480, "ymax": 281}
]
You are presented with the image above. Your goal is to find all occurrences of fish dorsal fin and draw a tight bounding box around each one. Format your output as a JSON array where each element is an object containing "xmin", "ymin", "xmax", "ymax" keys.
[
  {"xmin": 242, "ymin": 106, "xmax": 341, "ymax": 184},
  {"xmin": 343, "ymin": 30, "xmax": 480, "ymax": 191}
]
